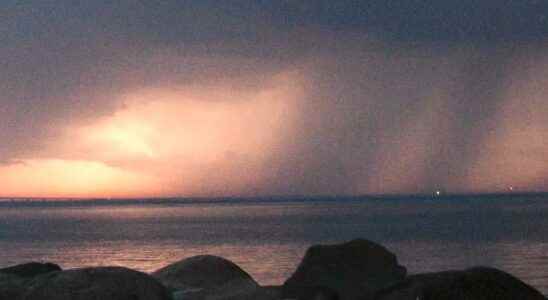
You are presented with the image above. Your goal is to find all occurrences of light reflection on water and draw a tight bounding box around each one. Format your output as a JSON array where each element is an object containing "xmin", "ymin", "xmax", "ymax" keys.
[{"xmin": 1, "ymin": 198, "xmax": 547, "ymax": 294}]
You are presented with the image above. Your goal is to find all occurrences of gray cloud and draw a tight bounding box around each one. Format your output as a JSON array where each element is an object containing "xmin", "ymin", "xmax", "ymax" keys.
[{"xmin": 2, "ymin": 1, "xmax": 548, "ymax": 195}]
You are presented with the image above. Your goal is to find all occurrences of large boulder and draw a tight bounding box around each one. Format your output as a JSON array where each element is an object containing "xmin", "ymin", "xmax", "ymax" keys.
[
  {"xmin": 20, "ymin": 266, "xmax": 170, "ymax": 300},
  {"xmin": 375, "ymin": 267, "xmax": 546, "ymax": 300},
  {"xmin": 175, "ymin": 285, "xmax": 282, "ymax": 300},
  {"xmin": 152, "ymin": 255, "xmax": 258, "ymax": 292},
  {"xmin": 0, "ymin": 273, "xmax": 28, "ymax": 299},
  {"xmin": 0, "ymin": 262, "xmax": 62, "ymax": 299},
  {"xmin": 283, "ymin": 239, "xmax": 407, "ymax": 300},
  {"xmin": 0, "ymin": 262, "xmax": 61, "ymax": 278},
  {"xmin": 221, "ymin": 285, "xmax": 282, "ymax": 300}
]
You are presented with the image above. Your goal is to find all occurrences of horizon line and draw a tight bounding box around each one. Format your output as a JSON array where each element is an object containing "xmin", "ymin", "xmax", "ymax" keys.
[{"xmin": 1, "ymin": 191, "xmax": 548, "ymax": 202}]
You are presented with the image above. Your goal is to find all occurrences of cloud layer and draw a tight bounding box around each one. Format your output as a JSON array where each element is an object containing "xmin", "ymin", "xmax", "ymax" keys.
[{"xmin": 1, "ymin": 1, "xmax": 548, "ymax": 197}]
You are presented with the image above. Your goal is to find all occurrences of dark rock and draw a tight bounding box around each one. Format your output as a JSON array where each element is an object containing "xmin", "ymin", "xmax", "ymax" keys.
[
  {"xmin": 285, "ymin": 285, "xmax": 340, "ymax": 300},
  {"xmin": 283, "ymin": 239, "xmax": 406, "ymax": 300},
  {"xmin": 375, "ymin": 267, "xmax": 546, "ymax": 300},
  {"xmin": 152, "ymin": 255, "xmax": 258, "ymax": 291},
  {"xmin": 20, "ymin": 266, "xmax": 170, "ymax": 300},
  {"xmin": 252, "ymin": 285, "xmax": 284, "ymax": 300},
  {"xmin": 0, "ymin": 273, "xmax": 28, "ymax": 299},
  {"xmin": 0, "ymin": 262, "xmax": 61, "ymax": 278},
  {"xmin": 0, "ymin": 263, "xmax": 61, "ymax": 300},
  {"xmin": 170, "ymin": 283, "xmax": 279, "ymax": 300},
  {"xmin": 222, "ymin": 287, "xmax": 281, "ymax": 300},
  {"xmin": 313, "ymin": 286, "xmax": 339, "ymax": 300}
]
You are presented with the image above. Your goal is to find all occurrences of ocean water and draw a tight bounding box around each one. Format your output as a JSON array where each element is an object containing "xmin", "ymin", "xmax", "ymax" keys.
[{"xmin": 1, "ymin": 196, "xmax": 548, "ymax": 295}]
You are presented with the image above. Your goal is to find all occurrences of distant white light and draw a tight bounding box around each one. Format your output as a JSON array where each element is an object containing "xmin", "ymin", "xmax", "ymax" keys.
[
  {"xmin": 435, "ymin": 190, "xmax": 441, "ymax": 196},
  {"xmin": 509, "ymin": 186, "xmax": 514, "ymax": 191}
]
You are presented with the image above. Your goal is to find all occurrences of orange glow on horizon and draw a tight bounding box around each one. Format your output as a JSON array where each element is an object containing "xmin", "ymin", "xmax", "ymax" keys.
[
  {"xmin": 0, "ymin": 71, "xmax": 305, "ymax": 198},
  {"xmin": 0, "ymin": 159, "xmax": 160, "ymax": 198}
]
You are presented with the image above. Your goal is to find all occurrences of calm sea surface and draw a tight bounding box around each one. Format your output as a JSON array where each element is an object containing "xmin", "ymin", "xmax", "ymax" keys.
[{"xmin": 1, "ymin": 196, "xmax": 548, "ymax": 294}]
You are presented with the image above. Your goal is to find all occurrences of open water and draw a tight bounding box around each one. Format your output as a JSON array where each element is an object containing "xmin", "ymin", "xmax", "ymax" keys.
[{"xmin": 1, "ymin": 195, "xmax": 547, "ymax": 294}]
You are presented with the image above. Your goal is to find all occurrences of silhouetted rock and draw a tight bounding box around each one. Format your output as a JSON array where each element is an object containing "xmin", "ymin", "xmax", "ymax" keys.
[
  {"xmin": 251, "ymin": 285, "xmax": 283, "ymax": 300},
  {"xmin": 283, "ymin": 239, "xmax": 406, "ymax": 300},
  {"xmin": 169, "ymin": 282, "xmax": 279, "ymax": 300},
  {"xmin": 173, "ymin": 278, "xmax": 263, "ymax": 300},
  {"xmin": 0, "ymin": 263, "xmax": 61, "ymax": 300},
  {"xmin": 0, "ymin": 273, "xmax": 28, "ymax": 299},
  {"xmin": 285, "ymin": 285, "xmax": 340, "ymax": 300},
  {"xmin": 0, "ymin": 262, "xmax": 61, "ymax": 278},
  {"xmin": 226, "ymin": 287, "xmax": 281, "ymax": 300},
  {"xmin": 152, "ymin": 255, "xmax": 258, "ymax": 291},
  {"xmin": 20, "ymin": 266, "xmax": 170, "ymax": 300},
  {"xmin": 375, "ymin": 267, "xmax": 546, "ymax": 300}
]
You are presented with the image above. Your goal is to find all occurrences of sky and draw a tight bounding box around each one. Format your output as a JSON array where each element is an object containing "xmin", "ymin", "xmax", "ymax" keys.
[{"xmin": 1, "ymin": 1, "xmax": 548, "ymax": 198}]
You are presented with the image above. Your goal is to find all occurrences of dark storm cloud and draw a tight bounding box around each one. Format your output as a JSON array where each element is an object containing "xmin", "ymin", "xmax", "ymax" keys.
[
  {"xmin": 277, "ymin": 0, "xmax": 548, "ymax": 42},
  {"xmin": 2, "ymin": 0, "xmax": 548, "ymax": 195},
  {"xmin": 257, "ymin": 43, "xmax": 537, "ymax": 195}
]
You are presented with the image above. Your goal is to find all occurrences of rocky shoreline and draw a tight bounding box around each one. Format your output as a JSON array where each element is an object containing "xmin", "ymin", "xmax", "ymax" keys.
[{"xmin": 0, "ymin": 239, "xmax": 545, "ymax": 300}]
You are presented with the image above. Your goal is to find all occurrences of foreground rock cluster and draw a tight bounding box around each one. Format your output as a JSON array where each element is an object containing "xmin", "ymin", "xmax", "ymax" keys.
[{"xmin": 0, "ymin": 239, "xmax": 545, "ymax": 300}]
